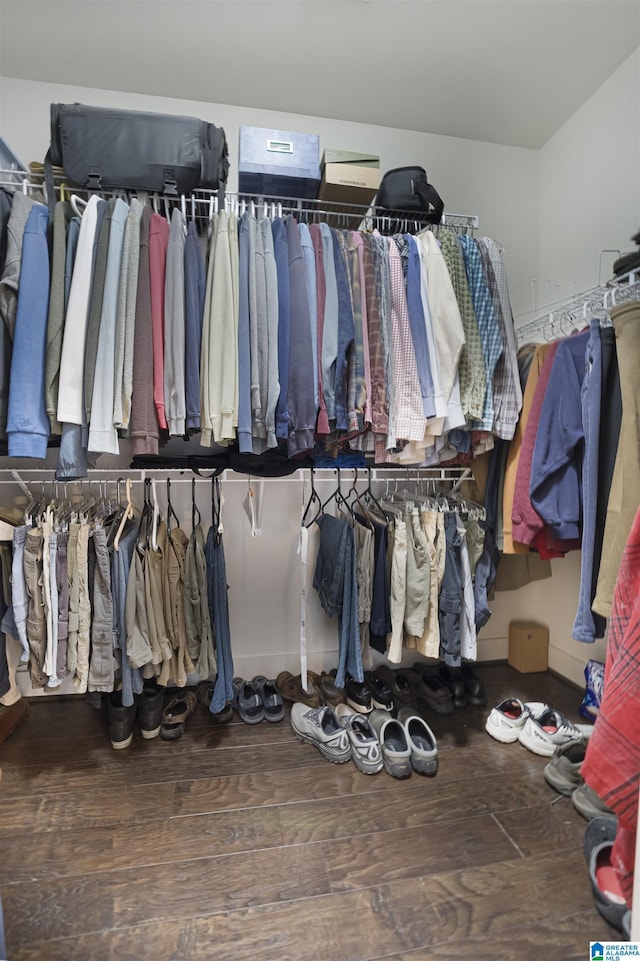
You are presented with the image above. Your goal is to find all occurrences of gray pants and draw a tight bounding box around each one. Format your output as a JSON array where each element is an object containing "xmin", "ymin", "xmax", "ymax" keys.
[
  {"xmin": 23, "ymin": 528, "xmax": 47, "ymax": 687},
  {"xmin": 88, "ymin": 527, "xmax": 115, "ymax": 692}
]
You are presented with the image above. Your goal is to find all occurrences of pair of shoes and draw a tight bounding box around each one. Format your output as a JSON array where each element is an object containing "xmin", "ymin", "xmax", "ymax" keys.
[
  {"xmin": 485, "ymin": 697, "xmax": 548, "ymax": 744},
  {"xmin": 290, "ymin": 703, "xmax": 352, "ymax": 763},
  {"xmin": 196, "ymin": 679, "xmax": 233, "ymax": 723},
  {"xmin": 369, "ymin": 708, "xmax": 438, "ymax": 778},
  {"xmin": 161, "ymin": 690, "xmax": 198, "ymax": 740},
  {"xmin": 276, "ymin": 671, "xmax": 322, "ymax": 708},
  {"xmin": 572, "ymin": 780, "xmax": 614, "ymax": 820},
  {"xmin": 543, "ymin": 738, "xmax": 587, "ymax": 795},
  {"xmin": 584, "ymin": 818, "xmax": 630, "ymax": 936},
  {"xmin": 338, "ymin": 711, "xmax": 383, "ymax": 774},
  {"xmin": 364, "ymin": 670, "xmax": 394, "ymax": 712},
  {"xmin": 107, "ymin": 682, "xmax": 165, "ymax": 749},
  {"xmin": 518, "ymin": 707, "xmax": 583, "ymax": 757},
  {"xmin": 232, "ymin": 677, "xmax": 265, "ymax": 724},
  {"xmin": 374, "ymin": 664, "xmax": 419, "ymax": 710},
  {"xmin": 344, "ymin": 675, "xmax": 373, "ymax": 713},
  {"xmin": 411, "ymin": 664, "xmax": 454, "ymax": 714},
  {"xmin": 251, "ymin": 676, "xmax": 285, "ymax": 722},
  {"xmin": 319, "ymin": 671, "xmax": 347, "ymax": 708}
]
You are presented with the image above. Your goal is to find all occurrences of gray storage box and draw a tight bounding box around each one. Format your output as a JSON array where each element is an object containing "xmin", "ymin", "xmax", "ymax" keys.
[{"xmin": 238, "ymin": 126, "xmax": 321, "ymax": 199}]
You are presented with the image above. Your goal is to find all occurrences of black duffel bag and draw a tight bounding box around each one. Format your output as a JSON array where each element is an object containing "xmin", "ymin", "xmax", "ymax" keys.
[
  {"xmin": 46, "ymin": 102, "xmax": 229, "ymax": 198},
  {"xmin": 376, "ymin": 166, "xmax": 444, "ymax": 223}
]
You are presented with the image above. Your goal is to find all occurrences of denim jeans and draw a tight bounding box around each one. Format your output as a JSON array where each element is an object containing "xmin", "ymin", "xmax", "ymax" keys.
[
  {"xmin": 312, "ymin": 513, "xmax": 363, "ymax": 687},
  {"xmin": 113, "ymin": 523, "xmax": 142, "ymax": 707},
  {"xmin": 439, "ymin": 513, "xmax": 463, "ymax": 667},
  {"xmin": 205, "ymin": 526, "xmax": 234, "ymax": 713}
]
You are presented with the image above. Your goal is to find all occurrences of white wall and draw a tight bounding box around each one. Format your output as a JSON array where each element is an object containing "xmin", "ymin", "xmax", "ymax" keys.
[{"xmin": 535, "ymin": 47, "xmax": 640, "ymax": 306}]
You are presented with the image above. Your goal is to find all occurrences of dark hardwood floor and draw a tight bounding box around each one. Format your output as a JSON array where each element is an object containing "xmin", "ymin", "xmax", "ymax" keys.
[{"xmin": 0, "ymin": 664, "xmax": 615, "ymax": 960}]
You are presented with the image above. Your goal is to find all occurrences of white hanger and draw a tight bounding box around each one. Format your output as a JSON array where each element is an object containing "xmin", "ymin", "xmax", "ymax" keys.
[
  {"xmin": 150, "ymin": 478, "xmax": 160, "ymax": 551},
  {"xmin": 70, "ymin": 194, "xmax": 88, "ymax": 217},
  {"xmin": 113, "ymin": 479, "xmax": 134, "ymax": 552}
]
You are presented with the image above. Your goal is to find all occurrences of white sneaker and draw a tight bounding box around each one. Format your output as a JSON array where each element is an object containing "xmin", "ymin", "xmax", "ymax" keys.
[
  {"xmin": 290, "ymin": 703, "xmax": 352, "ymax": 763},
  {"xmin": 485, "ymin": 697, "xmax": 548, "ymax": 743},
  {"xmin": 518, "ymin": 708, "xmax": 583, "ymax": 757},
  {"xmin": 339, "ymin": 713, "xmax": 383, "ymax": 775}
]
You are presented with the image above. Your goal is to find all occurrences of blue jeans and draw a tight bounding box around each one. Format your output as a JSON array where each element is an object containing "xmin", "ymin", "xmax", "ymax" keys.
[
  {"xmin": 205, "ymin": 526, "xmax": 234, "ymax": 713},
  {"xmin": 112, "ymin": 524, "xmax": 142, "ymax": 707},
  {"xmin": 312, "ymin": 514, "xmax": 363, "ymax": 687},
  {"xmin": 8, "ymin": 525, "xmax": 29, "ymax": 662}
]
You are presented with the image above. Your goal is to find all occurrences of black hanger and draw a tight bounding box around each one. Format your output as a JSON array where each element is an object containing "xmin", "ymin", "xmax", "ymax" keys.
[
  {"xmin": 191, "ymin": 477, "xmax": 201, "ymax": 546},
  {"xmin": 136, "ymin": 478, "xmax": 151, "ymax": 555},
  {"xmin": 321, "ymin": 467, "xmax": 355, "ymax": 521},
  {"xmin": 362, "ymin": 467, "xmax": 386, "ymax": 517},
  {"xmin": 302, "ymin": 467, "xmax": 322, "ymax": 528},
  {"xmin": 166, "ymin": 477, "xmax": 180, "ymax": 542}
]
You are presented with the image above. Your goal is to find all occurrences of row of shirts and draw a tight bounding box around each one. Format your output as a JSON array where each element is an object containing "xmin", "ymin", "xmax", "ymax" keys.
[{"xmin": 0, "ymin": 190, "xmax": 522, "ymax": 472}]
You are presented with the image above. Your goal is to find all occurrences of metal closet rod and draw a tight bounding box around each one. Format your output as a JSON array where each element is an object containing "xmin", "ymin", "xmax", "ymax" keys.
[
  {"xmin": 0, "ymin": 169, "xmax": 479, "ymax": 229},
  {"xmin": 3, "ymin": 466, "xmax": 472, "ymax": 487}
]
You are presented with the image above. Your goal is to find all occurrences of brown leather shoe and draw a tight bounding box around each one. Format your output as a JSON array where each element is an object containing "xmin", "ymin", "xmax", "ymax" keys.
[
  {"xmin": 276, "ymin": 671, "xmax": 322, "ymax": 708},
  {"xmin": 319, "ymin": 671, "xmax": 347, "ymax": 708}
]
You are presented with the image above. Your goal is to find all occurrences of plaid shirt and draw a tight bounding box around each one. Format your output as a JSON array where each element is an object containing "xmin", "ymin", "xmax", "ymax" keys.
[
  {"xmin": 481, "ymin": 238, "xmax": 522, "ymax": 405},
  {"xmin": 345, "ymin": 232, "xmax": 366, "ymax": 432},
  {"xmin": 477, "ymin": 240, "xmax": 520, "ymax": 440},
  {"xmin": 458, "ymin": 235, "xmax": 503, "ymax": 431},
  {"xmin": 362, "ymin": 235, "xmax": 388, "ymax": 434},
  {"xmin": 439, "ymin": 231, "xmax": 486, "ymax": 422}
]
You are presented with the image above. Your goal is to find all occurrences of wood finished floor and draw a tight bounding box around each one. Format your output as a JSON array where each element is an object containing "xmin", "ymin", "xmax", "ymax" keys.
[{"xmin": 0, "ymin": 664, "xmax": 615, "ymax": 960}]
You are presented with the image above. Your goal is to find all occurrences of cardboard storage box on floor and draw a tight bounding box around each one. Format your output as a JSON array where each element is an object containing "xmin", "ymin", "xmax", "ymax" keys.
[
  {"xmin": 238, "ymin": 126, "xmax": 321, "ymax": 199},
  {"xmin": 317, "ymin": 163, "xmax": 380, "ymax": 206},
  {"xmin": 508, "ymin": 621, "xmax": 549, "ymax": 673}
]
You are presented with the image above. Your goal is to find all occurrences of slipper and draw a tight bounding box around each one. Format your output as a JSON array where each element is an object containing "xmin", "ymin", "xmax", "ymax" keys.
[
  {"xmin": 160, "ymin": 690, "xmax": 198, "ymax": 740},
  {"xmin": 232, "ymin": 677, "xmax": 264, "ymax": 724},
  {"xmin": 252, "ymin": 676, "xmax": 285, "ymax": 722}
]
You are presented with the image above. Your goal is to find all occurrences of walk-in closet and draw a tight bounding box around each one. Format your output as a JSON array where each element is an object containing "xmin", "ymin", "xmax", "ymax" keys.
[{"xmin": 0, "ymin": 2, "xmax": 639, "ymax": 959}]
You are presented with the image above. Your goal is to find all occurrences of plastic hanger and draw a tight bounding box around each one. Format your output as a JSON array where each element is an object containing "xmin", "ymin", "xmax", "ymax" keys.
[
  {"xmin": 191, "ymin": 477, "xmax": 201, "ymax": 546},
  {"xmin": 150, "ymin": 478, "xmax": 160, "ymax": 551},
  {"xmin": 114, "ymin": 478, "xmax": 135, "ymax": 552},
  {"xmin": 302, "ymin": 468, "xmax": 322, "ymax": 528},
  {"xmin": 166, "ymin": 477, "xmax": 180, "ymax": 542}
]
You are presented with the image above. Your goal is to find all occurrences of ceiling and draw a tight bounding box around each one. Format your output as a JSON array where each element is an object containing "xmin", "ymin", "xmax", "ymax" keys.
[{"xmin": 1, "ymin": 0, "xmax": 639, "ymax": 149}]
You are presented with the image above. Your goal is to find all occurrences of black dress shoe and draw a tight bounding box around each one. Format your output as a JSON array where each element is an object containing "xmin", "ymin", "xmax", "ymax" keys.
[
  {"xmin": 415, "ymin": 672, "xmax": 454, "ymax": 715},
  {"xmin": 437, "ymin": 664, "xmax": 467, "ymax": 707},
  {"xmin": 460, "ymin": 663, "xmax": 486, "ymax": 706},
  {"xmin": 364, "ymin": 671, "xmax": 394, "ymax": 711},
  {"xmin": 345, "ymin": 675, "xmax": 372, "ymax": 713},
  {"xmin": 107, "ymin": 690, "xmax": 137, "ymax": 749}
]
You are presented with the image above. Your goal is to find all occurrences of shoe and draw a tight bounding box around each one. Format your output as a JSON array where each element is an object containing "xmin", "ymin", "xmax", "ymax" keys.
[
  {"xmin": 584, "ymin": 815, "xmax": 617, "ymax": 864},
  {"xmin": 518, "ymin": 708, "xmax": 583, "ymax": 757},
  {"xmin": 543, "ymin": 738, "xmax": 587, "ymax": 795},
  {"xmin": 290, "ymin": 703, "xmax": 352, "ymax": 764},
  {"xmin": 414, "ymin": 671, "xmax": 454, "ymax": 715},
  {"xmin": 364, "ymin": 670, "xmax": 394, "ymax": 711},
  {"xmin": 345, "ymin": 675, "xmax": 372, "ymax": 713},
  {"xmin": 276, "ymin": 671, "xmax": 322, "ymax": 708},
  {"xmin": 374, "ymin": 665, "xmax": 418, "ymax": 710},
  {"xmin": 319, "ymin": 671, "xmax": 347, "ymax": 708},
  {"xmin": 335, "ymin": 702, "xmax": 357, "ymax": 721},
  {"xmin": 252, "ymin": 676, "xmax": 285, "ymax": 723},
  {"xmin": 339, "ymin": 713, "xmax": 383, "ymax": 775},
  {"xmin": 196, "ymin": 679, "xmax": 233, "ymax": 723},
  {"xmin": 232, "ymin": 677, "xmax": 265, "ymax": 724},
  {"xmin": 397, "ymin": 707, "xmax": 438, "ymax": 776},
  {"xmin": 572, "ymin": 781, "xmax": 614, "ymax": 820},
  {"xmin": 431, "ymin": 663, "xmax": 466, "ymax": 707},
  {"xmin": 485, "ymin": 698, "xmax": 548, "ymax": 744},
  {"xmin": 137, "ymin": 681, "xmax": 165, "ymax": 740},
  {"xmin": 107, "ymin": 690, "xmax": 137, "ymax": 749},
  {"xmin": 460, "ymin": 663, "xmax": 486, "ymax": 706},
  {"xmin": 588, "ymin": 840, "xmax": 630, "ymax": 933},
  {"xmin": 160, "ymin": 690, "xmax": 198, "ymax": 740},
  {"xmin": 369, "ymin": 709, "xmax": 412, "ymax": 779}
]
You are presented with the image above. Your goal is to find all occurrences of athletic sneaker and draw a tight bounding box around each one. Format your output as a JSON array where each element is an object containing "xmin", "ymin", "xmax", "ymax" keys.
[
  {"xmin": 543, "ymin": 738, "xmax": 587, "ymax": 795},
  {"xmin": 485, "ymin": 697, "xmax": 548, "ymax": 743},
  {"xmin": 290, "ymin": 703, "xmax": 352, "ymax": 764},
  {"xmin": 518, "ymin": 708, "xmax": 583, "ymax": 757},
  {"xmin": 339, "ymin": 713, "xmax": 383, "ymax": 775}
]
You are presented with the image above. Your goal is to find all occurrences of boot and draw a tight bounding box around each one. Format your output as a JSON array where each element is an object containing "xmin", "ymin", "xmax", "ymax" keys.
[
  {"xmin": 107, "ymin": 690, "xmax": 137, "ymax": 749},
  {"xmin": 137, "ymin": 682, "xmax": 164, "ymax": 740}
]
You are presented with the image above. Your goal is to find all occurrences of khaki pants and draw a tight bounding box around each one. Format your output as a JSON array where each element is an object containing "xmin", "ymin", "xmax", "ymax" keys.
[
  {"xmin": 24, "ymin": 528, "xmax": 47, "ymax": 687},
  {"xmin": 386, "ymin": 520, "xmax": 407, "ymax": 664},
  {"xmin": 75, "ymin": 521, "xmax": 91, "ymax": 693},
  {"xmin": 594, "ymin": 301, "xmax": 640, "ymax": 617}
]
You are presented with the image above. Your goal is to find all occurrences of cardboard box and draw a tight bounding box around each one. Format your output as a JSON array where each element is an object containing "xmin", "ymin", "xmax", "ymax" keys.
[
  {"xmin": 317, "ymin": 163, "xmax": 380, "ymax": 206},
  {"xmin": 322, "ymin": 148, "xmax": 380, "ymax": 168},
  {"xmin": 508, "ymin": 621, "xmax": 549, "ymax": 673},
  {"xmin": 238, "ymin": 126, "xmax": 321, "ymax": 199}
]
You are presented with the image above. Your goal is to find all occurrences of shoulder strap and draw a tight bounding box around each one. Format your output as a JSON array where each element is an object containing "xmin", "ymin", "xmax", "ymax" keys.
[{"xmin": 413, "ymin": 180, "xmax": 445, "ymax": 223}]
